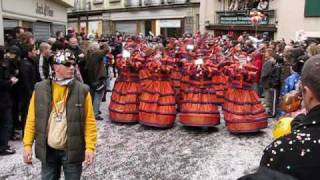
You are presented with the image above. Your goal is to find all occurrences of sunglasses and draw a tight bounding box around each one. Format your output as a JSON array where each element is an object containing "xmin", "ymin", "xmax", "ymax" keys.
[{"xmin": 62, "ymin": 62, "xmax": 76, "ymax": 67}]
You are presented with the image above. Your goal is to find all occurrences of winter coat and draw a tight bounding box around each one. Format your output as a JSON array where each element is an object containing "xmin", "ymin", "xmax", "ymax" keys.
[
  {"xmin": 111, "ymin": 42, "xmax": 122, "ymax": 58},
  {"xmin": 238, "ymin": 167, "xmax": 297, "ymax": 180},
  {"xmin": 20, "ymin": 57, "xmax": 40, "ymax": 100},
  {"xmin": 260, "ymin": 60, "xmax": 273, "ymax": 89},
  {"xmin": 7, "ymin": 57, "xmax": 22, "ymax": 102},
  {"xmin": 0, "ymin": 59, "xmax": 13, "ymax": 109},
  {"xmin": 261, "ymin": 60, "xmax": 282, "ymax": 89},
  {"xmin": 281, "ymin": 72, "xmax": 300, "ymax": 96},
  {"xmin": 260, "ymin": 105, "xmax": 320, "ymax": 180},
  {"xmin": 36, "ymin": 55, "xmax": 50, "ymax": 80},
  {"xmin": 269, "ymin": 63, "xmax": 282, "ymax": 89},
  {"xmin": 85, "ymin": 50, "xmax": 106, "ymax": 91}
]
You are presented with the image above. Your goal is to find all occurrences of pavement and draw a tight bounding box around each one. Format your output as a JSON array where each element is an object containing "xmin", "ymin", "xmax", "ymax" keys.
[{"xmin": 0, "ymin": 78, "xmax": 276, "ymax": 180}]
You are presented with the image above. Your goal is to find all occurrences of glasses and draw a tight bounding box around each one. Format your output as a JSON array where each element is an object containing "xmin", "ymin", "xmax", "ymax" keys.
[{"xmin": 62, "ymin": 62, "xmax": 76, "ymax": 67}]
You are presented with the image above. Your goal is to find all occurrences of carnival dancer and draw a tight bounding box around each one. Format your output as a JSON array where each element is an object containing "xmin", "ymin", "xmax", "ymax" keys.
[
  {"xmin": 139, "ymin": 49, "xmax": 177, "ymax": 128},
  {"xmin": 179, "ymin": 47, "xmax": 221, "ymax": 127},
  {"xmin": 167, "ymin": 39, "xmax": 183, "ymax": 111},
  {"xmin": 109, "ymin": 48, "xmax": 143, "ymax": 123},
  {"xmin": 209, "ymin": 41, "xmax": 228, "ymax": 105},
  {"xmin": 223, "ymin": 54, "xmax": 268, "ymax": 133}
]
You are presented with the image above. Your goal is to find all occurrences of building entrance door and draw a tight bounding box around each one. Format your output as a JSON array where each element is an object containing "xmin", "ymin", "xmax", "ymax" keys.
[{"xmin": 144, "ymin": 20, "xmax": 152, "ymax": 36}]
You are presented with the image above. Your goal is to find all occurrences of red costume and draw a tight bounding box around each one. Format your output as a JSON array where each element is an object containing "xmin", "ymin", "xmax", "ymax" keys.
[
  {"xmin": 223, "ymin": 62, "xmax": 268, "ymax": 133},
  {"xmin": 179, "ymin": 58, "xmax": 221, "ymax": 127},
  {"xmin": 109, "ymin": 54, "xmax": 142, "ymax": 123},
  {"xmin": 139, "ymin": 55, "xmax": 177, "ymax": 128}
]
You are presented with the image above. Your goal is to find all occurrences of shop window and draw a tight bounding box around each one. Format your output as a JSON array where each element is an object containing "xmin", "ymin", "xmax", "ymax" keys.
[
  {"xmin": 160, "ymin": 28, "xmax": 182, "ymax": 38},
  {"xmin": 93, "ymin": 0, "xmax": 104, "ymax": 4},
  {"xmin": 305, "ymin": 0, "xmax": 320, "ymax": 17},
  {"xmin": 227, "ymin": 0, "xmax": 268, "ymax": 11}
]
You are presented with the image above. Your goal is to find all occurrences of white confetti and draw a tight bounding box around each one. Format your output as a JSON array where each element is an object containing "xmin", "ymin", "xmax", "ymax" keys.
[{"xmin": 307, "ymin": 149, "xmax": 310, "ymax": 152}]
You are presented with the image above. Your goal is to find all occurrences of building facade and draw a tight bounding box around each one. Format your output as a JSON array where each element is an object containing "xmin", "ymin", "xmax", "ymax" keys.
[
  {"xmin": 68, "ymin": 0, "xmax": 200, "ymax": 37},
  {"xmin": 0, "ymin": 0, "xmax": 73, "ymax": 45},
  {"xmin": 200, "ymin": 0, "xmax": 320, "ymax": 41}
]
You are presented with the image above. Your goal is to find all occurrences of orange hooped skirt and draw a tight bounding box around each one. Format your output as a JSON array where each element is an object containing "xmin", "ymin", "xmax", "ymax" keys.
[
  {"xmin": 213, "ymin": 75, "xmax": 228, "ymax": 105},
  {"xmin": 109, "ymin": 74, "xmax": 141, "ymax": 123},
  {"xmin": 179, "ymin": 77, "xmax": 220, "ymax": 127},
  {"xmin": 139, "ymin": 77, "xmax": 176, "ymax": 128},
  {"xmin": 170, "ymin": 69, "xmax": 182, "ymax": 99},
  {"xmin": 223, "ymin": 86, "xmax": 268, "ymax": 133}
]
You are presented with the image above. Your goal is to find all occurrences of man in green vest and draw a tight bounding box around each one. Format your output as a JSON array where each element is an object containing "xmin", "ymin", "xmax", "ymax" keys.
[{"xmin": 23, "ymin": 50, "xmax": 97, "ymax": 180}]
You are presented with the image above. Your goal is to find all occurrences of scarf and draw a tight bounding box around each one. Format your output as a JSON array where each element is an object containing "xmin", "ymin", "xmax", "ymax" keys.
[{"xmin": 53, "ymin": 77, "xmax": 74, "ymax": 86}]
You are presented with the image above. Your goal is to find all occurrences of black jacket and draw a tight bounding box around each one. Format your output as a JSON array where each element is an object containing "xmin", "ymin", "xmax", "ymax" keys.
[
  {"xmin": 111, "ymin": 42, "xmax": 122, "ymax": 58},
  {"xmin": 238, "ymin": 167, "xmax": 297, "ymax": 180},
  {"xmin": 20, "ymin": 57, "xmax": 40, "ymax": 99},
  {"xmin": 85, "ymin": 50, "xmax": 106, "ymax": 91},
  {"xmin": 0, "ymin": 59, "xmax": 13, "ymax": 109},
  {"xmin": 269, "ymin": 63, "xmax": 282, "ymax": 89},
  {"xmin": 260, "ymin": 105, "xmax": 320, "ymax": 180},
  {"xmin": 36, "ymin": 55, "xmax": 50, "ymax": 80},
  {"xmin": 261, "ymin": 61, "xmax": 282, "ymax": 89},
  {"xmin": 7, "ymin": 57, "xmax": 21, "ymax": 100}
]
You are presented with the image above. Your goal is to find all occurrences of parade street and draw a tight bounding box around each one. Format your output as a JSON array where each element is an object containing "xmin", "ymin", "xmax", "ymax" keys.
[{"xmin": 0, "ymin": 81, "xmax": 275, "ymax": 180}]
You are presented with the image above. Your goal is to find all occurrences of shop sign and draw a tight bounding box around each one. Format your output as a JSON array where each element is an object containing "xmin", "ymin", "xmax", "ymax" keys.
[
  {"xmin": 220, "ymin": 16, "xmax": 269, "ymax": 25},
  {"xmin": 219, "ymin": 16, "xmax": 268, "ymax": 25},
  {"xmin": 159, "ymin": 20, "xmax": 181, "ymax": 28},
  {"xmin": 36, "ymin": 0, "xmax": 54, "ymax": 17}
]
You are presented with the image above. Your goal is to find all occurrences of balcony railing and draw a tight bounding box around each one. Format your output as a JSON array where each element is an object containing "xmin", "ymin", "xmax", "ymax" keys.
[
  {"xmin": 167, "ymin": 0, "xmax": 190, "ymax": 4},
  {"xmin": 213, "ymin": 10, "xmax": 276, "ymax": 25},
  {"xmin": 72, "ymin": 7, "xmax": 92, "ymax": 12},
  {"xmin": 124, "ymin": 0, "xmax": 190, "ymax": 7},
  {"xmin": 124, "ymin": 0, "xmax": 142, "ymax": 7}
]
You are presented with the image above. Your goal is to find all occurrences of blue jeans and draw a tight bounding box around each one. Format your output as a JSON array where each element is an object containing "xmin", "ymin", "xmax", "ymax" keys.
[
  {"xmin": 41, "ymin": 147, "xmax": 82, "ymax": 180},
  {"xmin": 93, "ymin": 90, "xmax": 104, "ymax": 116}
]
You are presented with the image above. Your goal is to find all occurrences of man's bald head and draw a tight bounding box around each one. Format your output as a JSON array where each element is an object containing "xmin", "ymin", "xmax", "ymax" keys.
[
  {"xmin": 301, "ymin": 55, "xmax": 320, "ymax": 102},
  {"xmin": 301, "ymin": 55, "xmax": 320, "ymax": 111}
]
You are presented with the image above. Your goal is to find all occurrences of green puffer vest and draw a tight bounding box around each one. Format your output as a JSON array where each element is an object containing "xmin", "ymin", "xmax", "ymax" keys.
[{"xmin": 34, "ymin": 79, "xmax": 90, "ymax": 163}]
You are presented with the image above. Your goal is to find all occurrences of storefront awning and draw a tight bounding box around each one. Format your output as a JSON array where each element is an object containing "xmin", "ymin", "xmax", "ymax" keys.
[
  {"xmin": 52, "ymin": 0, "xmax": 73, "ymax": 8},
  {"xmin": 3, "ymin": 12, "xmax": 67, "ymax": 25},
  {"xmin": 3, "ymin": 12, "xmax": 37, "ymax": 22}
]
